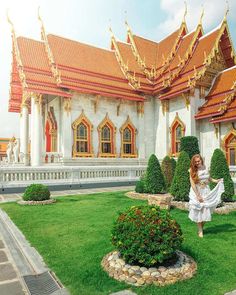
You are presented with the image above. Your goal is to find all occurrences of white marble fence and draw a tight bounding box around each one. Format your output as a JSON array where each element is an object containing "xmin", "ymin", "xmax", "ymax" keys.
[
  {"xmin": 0, "ymin": 165, "xmax": 235, "ymax": 190},
  {"xmin": 0, "ymin": 165, "xmax": 146, "ymax": 189}
]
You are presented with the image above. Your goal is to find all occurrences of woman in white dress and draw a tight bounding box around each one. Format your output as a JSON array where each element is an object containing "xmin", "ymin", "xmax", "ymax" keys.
[{"xmin": 189, "ymin": 154, "xmax": 224, "ymax": 238}]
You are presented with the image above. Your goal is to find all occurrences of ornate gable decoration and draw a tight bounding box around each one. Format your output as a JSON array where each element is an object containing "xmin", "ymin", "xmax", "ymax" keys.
[
  {"xmin": 38, "ymin": 8, "xmax": 62, "ymax": 85},
  {"xmin": 7, "ymin": 13, "xmax": 27, "ymax": 89},
  {"xmin": 110, "ymin": 27, "xmax": 141, "ymax": 90}
]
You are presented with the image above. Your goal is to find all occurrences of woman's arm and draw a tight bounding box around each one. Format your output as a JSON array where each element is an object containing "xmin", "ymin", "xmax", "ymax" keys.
[
  {"xmin": 190, "ymin": 176, "xmax": 204, "ymax": 203},
  {"xmin": 209, "ymin": 177, "xmax": 222, "ymax": 183}
]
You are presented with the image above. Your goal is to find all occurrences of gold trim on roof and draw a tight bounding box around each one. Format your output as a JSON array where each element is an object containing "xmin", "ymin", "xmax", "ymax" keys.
[
  {"xmin": 38, "ymin": 7, "xmax": 62, "ymax": 85},
  {"xmin": 7, "ymin": 11, "xmax": 27, "ymax": 89},
  {"xmin": 109, "ymin": 27, "xmax": 140, "ymax": 90}
]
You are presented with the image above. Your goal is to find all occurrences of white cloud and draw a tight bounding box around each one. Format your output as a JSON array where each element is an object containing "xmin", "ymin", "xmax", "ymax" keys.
[{"xmin": 156, "ymin": 0, "xmax": 236, "ymax": 37}]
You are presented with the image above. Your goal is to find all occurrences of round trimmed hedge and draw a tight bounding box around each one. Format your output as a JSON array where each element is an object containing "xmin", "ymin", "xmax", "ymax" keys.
[
  {"xmin": 111, "ymin": 205, "xmax": 183, "ymax": 267},
  {"xmin": 23, "ymin": 184, "xmax": 51, "ymax": 201}
]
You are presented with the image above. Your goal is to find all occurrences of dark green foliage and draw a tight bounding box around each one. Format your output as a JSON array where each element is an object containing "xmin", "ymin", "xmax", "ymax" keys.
[
  {"xmin": 180, "ymin": 136, "xmax": 200, "ymax": 160},
  {"xmin": 210, "ymin": 149, "xmax": 234, "ymax": 202},
  {"xmin": 171, "ymin": 157, "xmax": 177, "ymax": 175},
  {"xmin": 23, "ymin": 184, "xmax": 51, "ymax": 201},
  {"xmin": 135, "ymin": 174, "xmax": 146, "ymax": 193},
  {"xmin": 145, "ymin": 154, "xmax": 166, "ymax": 194},
  {"xmin": 161, "ymin": 156, "xmax": 175, "ymax": 191},
  {"xmin": 111, "ymin": 205, "xmax": 183, "ymax": 267},
  {"xmin": 170, "ymin": 151, "xmax": 191, "ymax": 201}
]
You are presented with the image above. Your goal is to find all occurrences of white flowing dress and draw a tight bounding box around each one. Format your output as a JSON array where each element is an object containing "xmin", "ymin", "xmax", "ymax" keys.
[{"xmin": 188, "ymin": 168, "xmax": 225, "ymax": 223}]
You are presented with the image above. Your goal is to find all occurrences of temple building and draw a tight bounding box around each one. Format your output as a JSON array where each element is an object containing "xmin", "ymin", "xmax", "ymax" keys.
[
  {"xmin": 8, "ymin": 9, "xmax": 236, "ymax": 167},
  {"xmin": 0, "ymin": 138, "xmax": 10, "ymax": 161}
]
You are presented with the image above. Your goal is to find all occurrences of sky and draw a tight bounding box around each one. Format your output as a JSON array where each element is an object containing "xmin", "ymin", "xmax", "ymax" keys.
[{"xmin": 0, "ymin": 0, "xmax": 235, "ymax": 138}]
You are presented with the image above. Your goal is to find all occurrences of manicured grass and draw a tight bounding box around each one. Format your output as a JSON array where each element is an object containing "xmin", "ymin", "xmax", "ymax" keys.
[{"xmin": 1, "ymin": 192, "xmax": 236, "ymax": 295}]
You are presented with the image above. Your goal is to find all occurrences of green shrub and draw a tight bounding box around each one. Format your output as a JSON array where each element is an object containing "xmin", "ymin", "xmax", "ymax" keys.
[
  {"xmin": 111, "ymin": 205, "xmax": 183, "ymax": 267},
  {"xmin": 161, "ymin": 156, "xmax": 174, "ymax": 191},
  {"xmin": 145, "ymin": 154, "xmax": 166, "ymax": 194},
  {"xmin": 171, "ymin": 157, "xmax": 177, "ymax": 175},
  {"xmin": 135, "ymin": 174, "xmax": 146, "ymax": 193},
  {"xmin": 23, "ymin": 184, "xmax": 51, "ymax": 201},
  {"xmin": 210, "ymin": 149, "xmax": 234, "ymax": 202},
  {"xmin": 180, "ymin": 136, "xmax": 200, "ymax": 160},
  {"xmin": 170, "ymin": 151, "xmax": 190, "ymax": 201}
]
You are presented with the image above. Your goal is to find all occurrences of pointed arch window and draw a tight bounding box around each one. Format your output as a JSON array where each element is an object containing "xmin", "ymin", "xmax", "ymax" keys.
[
  {"xmin": 223, "ymin": 129, "xmax": 236, "ymax": 166},
  {"xmin": 98, "ymin": 114, "xmax": 116, "ymax": 157},
  {"xmin": 170, "ymin": 113, "xmax": 185, "ymax": 156},
  {"xmin": 72, "ymin": 111, "xmax": 93, "ymax": 157},
  {"xmin": 120, "ymin": 116, "xmax": 137, "ymax": 157}
]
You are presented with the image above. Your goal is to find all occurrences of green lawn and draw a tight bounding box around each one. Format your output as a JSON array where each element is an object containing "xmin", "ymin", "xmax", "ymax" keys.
[{"xmin": 1, "ymin": 192, "xmax": 236, "ymax": 295}]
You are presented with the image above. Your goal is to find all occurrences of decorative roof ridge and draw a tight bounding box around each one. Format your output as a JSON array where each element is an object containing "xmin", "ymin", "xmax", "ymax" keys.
[
  {"xmin": 125, "ymin": 21, "xmax": 156, "ymax": 80},
  {"xmin": 156, "ymin": 23, "xmax": 188, "ymax": 76},
  {"xmin": 117, "ymin": 40, "xmax": 132, "ymax": 46},
  {"xmin": 38, "ymin": 7, "xmax": 62, "ymax": 85},
  {"xmin": 186, "ymin": 14, "xmax": 232, "ymax": 90},
  {"xmin": 219, "ymin": 64, "xmax": 236, "ymax": 74},
  {"xmin": 7, "ymin": 12, "xmax": 28, "ymax": 89},
  {"xmin": 47, "ymin": 33, "xmax": 114, "ymax": 53},
  {"xmin": 109, "ymin": 27, "xmax": 141, "ymax": 90},
  {"xmin": 161, "ymin": 20, "xmax": 202, "ymax": 89}
]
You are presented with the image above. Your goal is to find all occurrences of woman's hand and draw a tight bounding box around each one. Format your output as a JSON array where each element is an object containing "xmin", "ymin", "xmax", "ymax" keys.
[
  {"xmin": 216, "ymin": 178, "xmax": 223, "ymax": 183},
  {"xmin": 197, "ymin": 195, "xmax": 204, "ymax": 203}
]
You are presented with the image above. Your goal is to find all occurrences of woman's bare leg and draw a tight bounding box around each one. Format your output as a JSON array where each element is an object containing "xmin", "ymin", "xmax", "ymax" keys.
[{"xmin": 197, "ymin": 223, "xmax": 203, "ymax": 237}]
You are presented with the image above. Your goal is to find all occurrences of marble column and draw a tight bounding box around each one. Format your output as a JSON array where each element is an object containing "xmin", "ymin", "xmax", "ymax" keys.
[
  {"xmin": 30, "ymin": 95, "xmax": 43, "ymax": 166},
  {"xmin": 20, "ymin": 104, "xmax": 29, "ymax": 165}
]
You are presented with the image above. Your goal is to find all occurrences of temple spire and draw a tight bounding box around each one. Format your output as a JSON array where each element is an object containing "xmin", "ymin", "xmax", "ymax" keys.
[
  {"xmin": 7, "ymin": 10, "xmax": 27, "ymax": 88},
  {"xmin": 199, "ymin": 6, "xmax": 205, "ymax": 26},
  {"xmin": 182, "ymin": 1, "xmax": 188, "ymax": 25},
  {"xmin": 223, "ymin": 0, "xmax": 229, "ymax": 22},
  {"xmin": 37, "ymin": 7, "xmax": 61, "ymax": 84},
  {"xmin": 38, "ymin": 6, "xmax": 47, "ymax": 41}
]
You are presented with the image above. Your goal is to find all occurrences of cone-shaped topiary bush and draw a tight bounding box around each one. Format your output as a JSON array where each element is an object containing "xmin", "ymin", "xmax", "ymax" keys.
[
  {"xmin": 111, "ymin": 205, "xmax": 183, "ymax": 267},
  {"xmin": 180, "ymin": 136, "xmax": 200, "ymax": 160},
  {"xmin": 210, "ymin": 149, "xmax": 234, "ymax": 202},
  {"xmin": 170, "ymin": 151, "xmax": 190, "ymax": 201},
  {"xmin": 135, "ymin": 174, "xmax": 146, "ymax": 193},
  {"xmin": 23, "ymin": 184, "xmax": 50, "ymax": 201},
  {"xmin": 145, "ymin": 154, "xmax": 166, "ymax": 194},
  {"xmin": 161, "ymin": 156, "xmax": 174, "ymax": 191},
  {"xmin": 171, "ymin": 157, "xmax": 177, "ymax": 176}
]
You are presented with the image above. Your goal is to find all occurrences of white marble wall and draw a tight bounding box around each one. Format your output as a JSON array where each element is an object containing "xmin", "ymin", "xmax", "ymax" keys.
[
  {"xmin": 49, "ymin": 93, "xmax": 146, "ymax": 159},
  {"xmin": 42, "ymin": 90, "xmax": 234, "ymax": 166}
]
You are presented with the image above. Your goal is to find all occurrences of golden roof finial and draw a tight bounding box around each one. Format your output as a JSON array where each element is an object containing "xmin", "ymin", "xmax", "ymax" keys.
[
  {"xmin": 38, "ymin": 6, "xmax": 46, "ymax": 41},
  {"xmin": 224, "ymin": 0, "xmax": 229, "ymax": 22},
  {"xmin": 7, "ymin": 9, "xmax": 15, "ymax": 34},
  {"xmin": 109, "ymin": 26, "xmax": 115, "ymax": 39},
  {"xmin": 199, "ymin": 5, "xmax": 205, "ymax": 26},
  {"xmin": 182, "ymin": 1, "xmax": 188, "ymax": 24}
]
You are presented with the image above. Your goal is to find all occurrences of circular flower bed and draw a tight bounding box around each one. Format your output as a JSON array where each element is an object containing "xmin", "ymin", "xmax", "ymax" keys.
[
  {"xmin": 102, "ymin": 250, "xmax": 197, "ymax": 286},
  {"xmin": 111, "ymin": 205, "xmax": 183, "ymax": 267},
  {"xmin": 18, "ymin": 199, "xmax": 56, "ymax": 206},
  {"xmin": 19, "ymin": 184, "xmax": 55, "ymax": 205}
]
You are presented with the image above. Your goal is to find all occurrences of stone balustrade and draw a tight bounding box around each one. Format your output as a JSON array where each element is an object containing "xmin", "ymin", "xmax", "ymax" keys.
[{"xmin": 0, "ymin": 165, "xmax": 146, "ymax": 189}]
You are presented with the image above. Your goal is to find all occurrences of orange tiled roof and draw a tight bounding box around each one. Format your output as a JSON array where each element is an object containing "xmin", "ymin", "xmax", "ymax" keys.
[
  {"xmin": 8, "ymin": 18, "xmax": 236, "ymax": 115},
  {"xmin": 195, "ymin": 66, "xmax": 236, "ymax": 122},
  {"xmin": 207, "ymin": 66, "xmax": 236, "ymax": 98}
]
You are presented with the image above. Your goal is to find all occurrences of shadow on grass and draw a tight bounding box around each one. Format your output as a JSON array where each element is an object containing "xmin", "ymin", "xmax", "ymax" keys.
[{"xmin": 204, "ymin": 223, "xmax": 236, "ymax": 235}]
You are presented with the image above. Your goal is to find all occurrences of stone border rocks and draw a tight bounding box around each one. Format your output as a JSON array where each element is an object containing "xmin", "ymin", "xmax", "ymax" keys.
[
  {"xmin": 171, "ymin": 200, "xmax": 236, "ymax": 214},
  {"xmin": 126, "ymin": 192, "xmax": 236, "ymax": 215},
  {"xmin": 125, "ymin": 192, "xmax": 171, "ymax": 210},
  {"xmin": 102, "ymin": 250, "xmax": 197, "ymax": 287},
  {"xmin": 17, "ymin": 199, "xmax": 56, "ymax": 206}
]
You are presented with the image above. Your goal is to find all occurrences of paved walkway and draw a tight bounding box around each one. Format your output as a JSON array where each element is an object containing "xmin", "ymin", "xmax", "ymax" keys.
[{"xmin": 0, "ymin": 236, "xmax": 26, "ymax": 295}]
